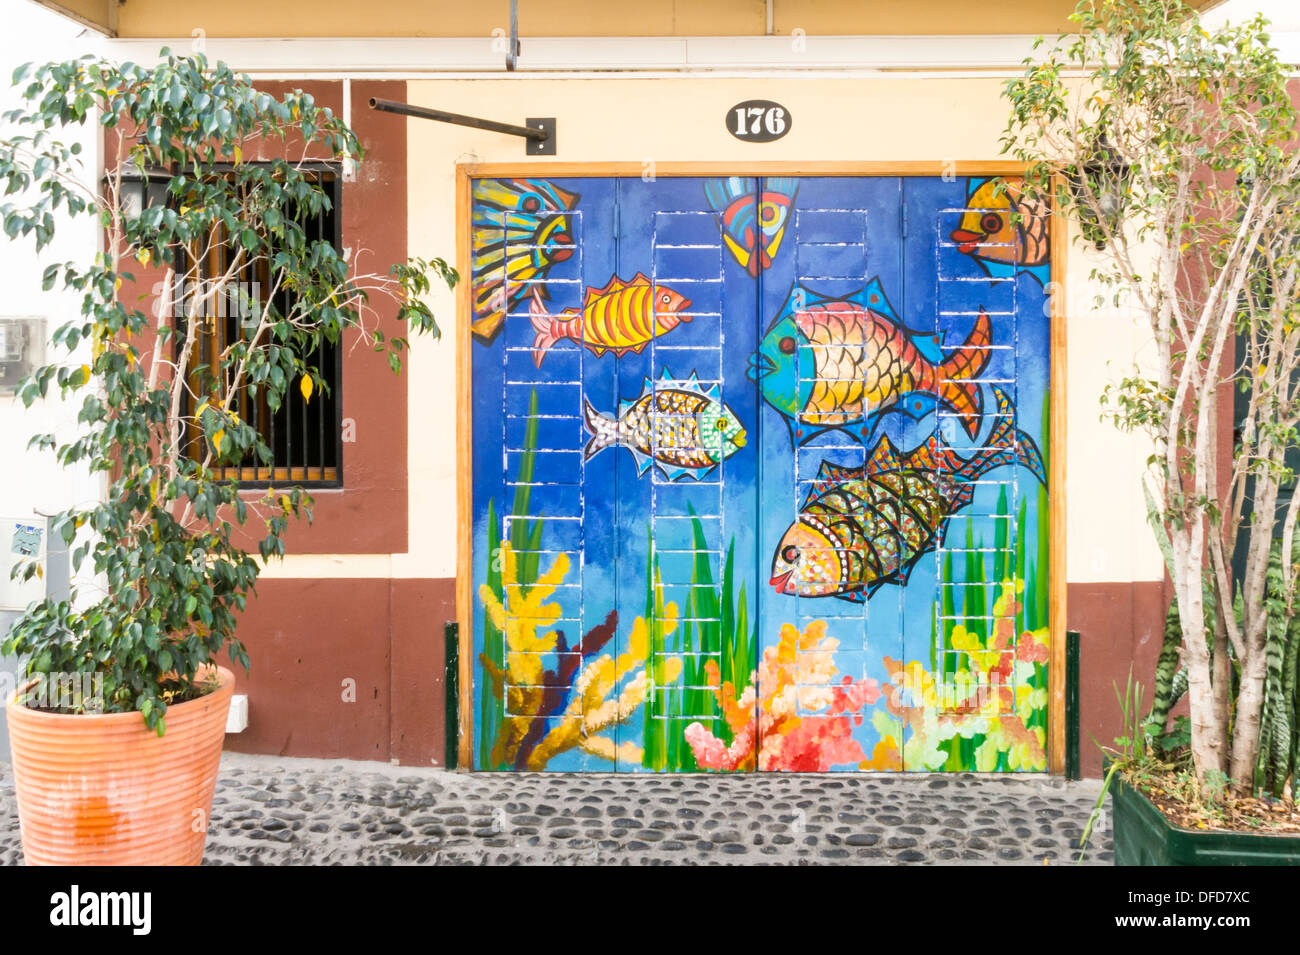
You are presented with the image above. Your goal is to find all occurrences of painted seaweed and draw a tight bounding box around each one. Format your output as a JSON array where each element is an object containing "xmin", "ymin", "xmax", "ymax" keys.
[{"xmin": 642, "ymin": 510, "xmax": 756, "ymax": 771}]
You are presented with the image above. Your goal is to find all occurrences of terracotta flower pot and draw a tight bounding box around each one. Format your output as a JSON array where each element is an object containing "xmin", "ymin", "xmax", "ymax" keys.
[{"xmin": 6, "ymin": 666, "xmax": 234, "ymax": 866}]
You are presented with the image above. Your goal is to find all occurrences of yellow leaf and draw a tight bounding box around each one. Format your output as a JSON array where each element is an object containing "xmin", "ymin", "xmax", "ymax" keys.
[
  {"xmin": 300, "ymin": 375, "xmax": 314, "ymax": 403},
  {"xmin": 233, "ymin": 144, "xmax": 242, "ymax": 166},
  {"xmin": 36, "ymin": 564, "xmax": 43, "ymax": 579},
  {"xmin": 80, "ymin": 363, "xmax": 91, "ymax": 383},
  {"xmin": 280, "ymin": 494, "xmax": 292, "ymax": 513},
  {"xmin": 136, "ymin": 248, "xmax": 152, "ymax": 267},
  {"xmin": 212, "ymin": 428, "xmax": 225, "ymax": 455}
]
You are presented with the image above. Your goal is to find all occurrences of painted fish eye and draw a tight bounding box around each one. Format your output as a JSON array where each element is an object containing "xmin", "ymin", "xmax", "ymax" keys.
[
  {"xmin": 714, "ymin": 419, "xmax": 728, "ymax": 431},
  {"xmin": 661, "ymin": 292, "xmax": 672, "ymax": 305},
  {"xmin": 981, "ymin": 212, "xmax": 1003, "ymax": 233},
  {"xmin": 778, "ymin": 336, "xmax": 796, "ymax": 355},
  {"xmin": 521, "ymin": 196, "xmax": 541, "ymax": 212},
  {"xmin": 781, "ymin": 544, "xmax": 800, "ymax": 564}
]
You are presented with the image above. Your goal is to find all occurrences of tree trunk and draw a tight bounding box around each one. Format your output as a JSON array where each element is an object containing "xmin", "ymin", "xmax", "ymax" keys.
[
  {"xmin": 1212, "ymin": 606, "xmax": 1231, "ymax": 746},
  {"xmin": 1174, "ymin": 507, "xmax": 1231, "ymax": 777},
  {"xmin": 1231, "ymin": 647, "xmax": 1268, "ymax": 788}
]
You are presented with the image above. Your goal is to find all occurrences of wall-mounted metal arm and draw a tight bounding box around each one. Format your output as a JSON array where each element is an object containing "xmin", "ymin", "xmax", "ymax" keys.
[
  {"xmin": 368, "ymin": 97, "xmax": 547, "ymax": 143},
  {"xmin": 506, "ymin": 0, "xmax": 519, "ymax": 71}
]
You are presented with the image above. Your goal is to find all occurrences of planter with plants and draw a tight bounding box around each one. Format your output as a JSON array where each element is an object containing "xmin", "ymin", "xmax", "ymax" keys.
[
  {"xmin": 0, "ymin": 51, "xmax": 453, "ymax": 864},
  {"xmin": 1004, "ymin": 0, "xmax": 1300, "ymax": 863}
]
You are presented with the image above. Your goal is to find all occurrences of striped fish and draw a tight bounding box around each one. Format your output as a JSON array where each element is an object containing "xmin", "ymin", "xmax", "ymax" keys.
[
  {"xmin": 769, "ymin": 386, "xmax": 1046, "ymax": 602},
  {"xmin": 529, "ymin": 273, "xmax": 692, "ymax": 368},
  {"xmin": 471, "ymin": 178, "xmax": 579, "ymax": 344}
]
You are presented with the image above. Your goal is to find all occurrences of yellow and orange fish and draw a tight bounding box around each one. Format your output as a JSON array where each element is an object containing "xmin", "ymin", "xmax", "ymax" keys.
[
  {"xmin": 529, "ymin": 273, "xmax": 692, "ymax": 368},
  {"xmin": 950, "ymin": 178, "xmax": 1049, "ymax": 270}
]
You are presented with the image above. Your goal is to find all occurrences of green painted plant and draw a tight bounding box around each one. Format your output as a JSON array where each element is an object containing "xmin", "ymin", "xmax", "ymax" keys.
[
  {"xmin": 479, "ymin": 389, "xmax": 544, "ymax": 770},
  {"xmin": 0, "ymin": 51, "xmax": 454, "ymax": 733},
  {"xmin": 643, "ymin": 512, "xmax": 755, "ymax": 772}
]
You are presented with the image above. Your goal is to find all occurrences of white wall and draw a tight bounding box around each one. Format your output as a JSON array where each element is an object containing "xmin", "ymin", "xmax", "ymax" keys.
[{"xmin": 0, "ymin": 1, "xmax": 103, "ymax": 736}]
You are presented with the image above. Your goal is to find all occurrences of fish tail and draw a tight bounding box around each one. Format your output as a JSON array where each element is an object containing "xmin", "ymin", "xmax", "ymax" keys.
[
  {"xmin": 956, "ymin": 386, "xmax": 1048, "ymax": 487},
  {"xmin": 530, "ymin": 294, "xmax": 562, "ymax": 368},
  {"xmin": 936, "ymin": 308, "xmax": 993, "ymax": 437},
  {"xmin": 581, "ymin": 397, "xmax": 618, "ymax": 462}
]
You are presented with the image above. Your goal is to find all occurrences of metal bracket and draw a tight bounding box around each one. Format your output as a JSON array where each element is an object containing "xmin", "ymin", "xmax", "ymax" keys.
[
  {"xmin": 525, "ymin": 118, "xmax": 556, "ymax": 156},
  {"xmin": 506, "ymin": 0, "xmax": 520, "ymax": 71},
  {"xmin": 369, "ymin": 99, "xmax": 554, "ymax": 155}
]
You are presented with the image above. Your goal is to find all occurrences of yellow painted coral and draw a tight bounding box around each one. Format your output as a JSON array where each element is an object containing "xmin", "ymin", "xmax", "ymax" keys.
[{"xmin": 479, "ymin": 541, "xmax": 681, "ymax": 770}]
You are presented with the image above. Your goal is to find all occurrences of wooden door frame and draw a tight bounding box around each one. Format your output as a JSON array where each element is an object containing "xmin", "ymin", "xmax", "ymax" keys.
[{"xmin": 455, "ymin": 161, "xmax": 1068, "ymax": 773}]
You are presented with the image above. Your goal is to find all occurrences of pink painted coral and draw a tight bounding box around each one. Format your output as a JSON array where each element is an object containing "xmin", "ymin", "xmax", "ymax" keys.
[{"xmin": 684, "ymin": 620, "xmax": 881, "ymax": 771}]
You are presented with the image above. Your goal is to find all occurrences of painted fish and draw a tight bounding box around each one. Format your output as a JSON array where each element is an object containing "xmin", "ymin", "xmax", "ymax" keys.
[
  {"xmin": 582, "ymin": 369, "xmax": 746, "ymax": 481},
  {"xmin": 471, "ymin": 178, "xmax": 580, "ymax": 344},
  {"xmin": 530, "ymin": 273, "xmax": 692, "ymax": 368},
  {"xmin": 748, "ymin": 279, "xmax": 992, "ymax": 442},
  {"xmin": 950, "ymin": 178, "xmax": 1050, "ymax": 285},
  {"xmin": 704, "ymin": 176, "xmax": 799, "ymax": 277},
  {"xmin": 769, "ymin": 386, "xmax": 1046, "ymax": 602}
]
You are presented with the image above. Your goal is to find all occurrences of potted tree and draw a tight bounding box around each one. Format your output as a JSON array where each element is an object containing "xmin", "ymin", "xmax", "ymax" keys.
[
  {"xmin": 1004, "ymin": 0, "xmax": 1300, "ymax": 863},
  {"xmin": 0, "ymin": 51, "xmax": 453, "ymax": 864}
]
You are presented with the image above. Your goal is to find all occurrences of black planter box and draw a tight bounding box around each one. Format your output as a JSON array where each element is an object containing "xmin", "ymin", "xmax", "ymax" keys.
[{"xmin": 1112, "ymin": 775, "xmax": 1300, "ymax": 865}]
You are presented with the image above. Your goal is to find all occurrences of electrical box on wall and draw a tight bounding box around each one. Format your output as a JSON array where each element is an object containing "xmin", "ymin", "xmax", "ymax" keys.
[
  {"xmin": 0, "ymin": 317, "xmax": 44, "ymax": 395},
  {"xmin": 0, "ymin": 517, "xmax": 47, "ymax": 611}
]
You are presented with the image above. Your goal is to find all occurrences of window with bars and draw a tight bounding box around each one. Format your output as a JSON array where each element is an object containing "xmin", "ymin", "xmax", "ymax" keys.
[{"xmin": 177, "ymin": 166, "xmax": 343, "ymax": 487}]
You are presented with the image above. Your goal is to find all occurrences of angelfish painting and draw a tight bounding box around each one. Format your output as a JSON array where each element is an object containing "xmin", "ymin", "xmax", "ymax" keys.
[
  {"xmin": 704, "ymin": 176, "xmax": 799, "ymax": 277},
  {"xmin": 470, "ymin": 177, "xmax": 580, "ymax": 344}
]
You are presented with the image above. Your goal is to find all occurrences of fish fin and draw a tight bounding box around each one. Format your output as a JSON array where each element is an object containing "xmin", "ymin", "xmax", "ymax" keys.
[
  {"xmin": 952, "ymin": 386, "xmax": 1047, "ymax": 488},
  {"xmin": 470, "ymin": 312, "xmax": 506, "ymax": 346},
  {"xmin": 936, "ymin": 308, "xmax": 993, "ymax": 437},
  {"xmin": 586, "ymin": 274, "xmax": 630, "ymax": 302},
  {"xmin": 857, "ymin": 277, "xmax": 900, "ymax": 322},
  {"xmin": 1021, "ymin": 263, "xmax": 1051, "ymax": 288},
  {"xmin": 815, "ymin": 459, "xmax": 864, "ymax": 485},
  {"xmin": 581, "ymin": 397, "xmax": 617, "ymax": 462},
  {"xmin": 865, "ymin": 436, "xmax": 903, "ymax": 474},
  {"xmin": 529, "ymin": 294, "xmax": 559, "ymax": 368}
]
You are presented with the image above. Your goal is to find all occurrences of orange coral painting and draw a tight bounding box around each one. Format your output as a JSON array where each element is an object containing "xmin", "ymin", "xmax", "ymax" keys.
[{"xmin": 684, "ymin": 620, "xmax": 883, "ymax": 772}]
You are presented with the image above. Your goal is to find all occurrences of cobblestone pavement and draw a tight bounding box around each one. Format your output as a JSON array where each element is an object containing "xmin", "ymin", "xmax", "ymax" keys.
[{"xmin": 0, "ymin": 753, "xmax": 1113, "ymax": 865}]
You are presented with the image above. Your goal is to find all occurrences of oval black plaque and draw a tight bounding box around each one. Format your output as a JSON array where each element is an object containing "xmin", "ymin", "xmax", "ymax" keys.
[{"xmin": 725, "ymin": 100, "xmax": 791, "ymax": 143}]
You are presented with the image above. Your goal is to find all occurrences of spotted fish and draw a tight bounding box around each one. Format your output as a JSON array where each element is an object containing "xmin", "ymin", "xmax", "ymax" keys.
[
  {"xmin": 582, "ymin": 369, "xmax": 746, "ymax": 481},
  {"xmin": 950, "ymin": 178, "xmax": 1050, "ymax": 286},
  {"xmin": 748, "ymin": 279, "xmax": 992, "ymax": 443},
  {"xmin": 769, "ymin": 387, "xmax": 1046, "ymax": 602},
  {"xmin": 704, "ymin": 176, "xmax": 798, "ymax": 277},
  {"xmin": 530, "ymin": 273, "xmax": 692, "ymax": 368},
  {"xmin": 471, "ymin": 178, "xmax": 580, "ymax": 344}
]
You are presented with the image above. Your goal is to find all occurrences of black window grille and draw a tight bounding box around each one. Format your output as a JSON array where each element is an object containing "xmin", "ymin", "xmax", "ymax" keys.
[{"xmin": 176, "ymin": 165, "xmax": 343, "ymax": 487}]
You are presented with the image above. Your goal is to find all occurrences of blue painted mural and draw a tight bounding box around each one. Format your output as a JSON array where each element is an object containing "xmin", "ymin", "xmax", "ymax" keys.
[{"xmin": 470, "ymin": 175, "xmax": 1052, "ymax": 772}]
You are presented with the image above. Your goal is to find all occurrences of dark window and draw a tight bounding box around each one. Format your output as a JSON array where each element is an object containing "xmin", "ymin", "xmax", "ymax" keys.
[{"xmin": 177, "ymin": 166, "xmax": 342, "ymax": 487}]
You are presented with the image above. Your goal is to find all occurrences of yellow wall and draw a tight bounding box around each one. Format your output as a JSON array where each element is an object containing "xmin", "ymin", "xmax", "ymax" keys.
[
  {"xmin": 260, "ymin": 74, "xmax": 1164, "ymax": 588},
  {"xmin": 109, "ymin": 0, "xmax": 1085, "ymax": 38}
]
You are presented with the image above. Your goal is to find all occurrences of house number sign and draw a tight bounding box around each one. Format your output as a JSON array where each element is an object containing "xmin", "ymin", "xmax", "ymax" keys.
[{"xmin": 726, "ymin": 100, "xmax": 791, "ymax": 142}]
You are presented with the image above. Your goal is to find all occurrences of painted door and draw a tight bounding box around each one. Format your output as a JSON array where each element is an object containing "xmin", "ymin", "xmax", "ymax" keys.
[{"xmin": 469, "ymin": 173, "xmax": 1052, "ymax": 773}]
